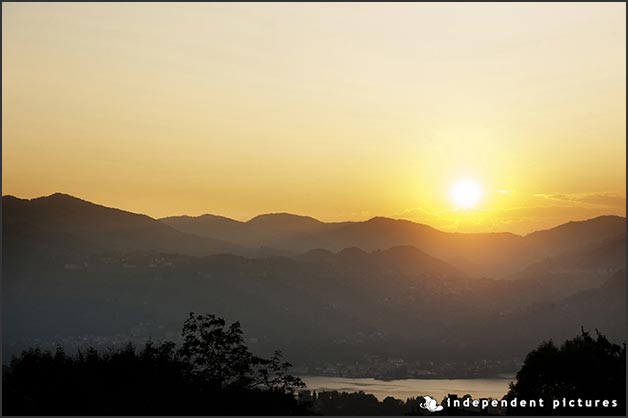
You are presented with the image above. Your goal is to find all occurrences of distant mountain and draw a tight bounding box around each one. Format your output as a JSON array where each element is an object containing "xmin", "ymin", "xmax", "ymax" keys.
[
  {"xmin": 161, "ymin": 213, "xmax": 521, "ymax": 276},
  {"xmin": 3, "ymin": 243, "xmax": 623, "ymax": 367},
  {"xmin": 4, "ymin": 193, "xmax": 624, "ymax": 278},
  {"xmin": 1, "ymin": 242, "xmax": 470, "ymax": 362},
  {"xmin": 509, "ymin": 231, "xmax": 626, "ymax": 300},
  {"xmin": 483, "ymin": 268, "xmax": 626, "ymax": 355},
  {"xmin": 247, "ymin": 213, "xmax": 324, "ymax": 230},
  {"xmin": 3, "ymin": 194, "xmax": 240, "ymax": 261},
  {"xmin": 523, "ymin": 215, "xmax": 626, "ymax": 255},
  {"xmin": 160, "ymin": 213, "xmax": 248, "ymax": 240},
  {"xmin": 161, "ymin": 212, "xmax": 336, "ymax": 251},
  {"xmin": 162, "ymin": 211, "xmax": 626, "ymax": 277},
  {"xmin": 2, "ymin": 193, "xmax": 625, "ymax": 370},
  {"xmin": 516, "ymin": 232, "xmax": 626, "ymax": 278},
  {"xmin": 301, "ymin": 245, "xmax": 463, "ymax": 278}
]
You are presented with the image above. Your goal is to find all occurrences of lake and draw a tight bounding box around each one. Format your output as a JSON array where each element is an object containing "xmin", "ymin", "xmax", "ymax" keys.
[{"xmin": 300, "ymin": 375, "xmax": 515, "ymax": 402}]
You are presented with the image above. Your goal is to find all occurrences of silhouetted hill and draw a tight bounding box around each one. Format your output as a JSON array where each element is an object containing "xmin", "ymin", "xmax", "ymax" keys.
[
  {"xmin": 160, "ymin": 212, "xmax": 333, "ymax": 252},
  {"xmin": 524, "ymin": 215, "xmax": 625, "ymax": 253},
  {"xmin": 6, "ymin": 193, "xmax": 623, "ymax": 279},
  {"xmin": 335, "ymin": 247, "xmax": 370, "ymax": 264},
  {"xmin": 162, "ymin": 208, "xmax": 625, "ymax": 277},
  {"xmin": 520, "ymin": 232, "xmax": 626, "ymax": 276},
  {"xmin": 160, "ymin": 213, "xmax": 248, "ymax": 240},
  {"xmin": 301, "ymin": 248, "xmax": 336, "ymax": 263},
  {"xmin": 493, "ymin": 268, "xmax": 626, "ymax": 352},
  {"xmin": 4, "ymin": 244, "xmax": 623, "ymax": 370},
  {"xmin": 374, "ymin": 245, "xmax": 463, "ymax": 277},
  {"xmin": 3, "ymin": 194, "xmax": 240, "ymax": 259},
  {"xmin": 162, "ymin": 213, "xmax": 242, "ymax": 228},
  {"xmin": 437, "ymin": 268, "xmax": 627, "ymax": 364},
  {"xmin": 511, "ymin": 232, "xmax": 626, "ymax": 298},
  {"xmin": 3, "ymin": 193, "xmax": 625, "ymax": 373},
  {"xmin": 163, "ymin": 212, "xmax": 521, "ymax": 275},
  {"xmin": 248, "ymin": 213, "xmax": 324, "ymax": 230},
  {"xmin": 301, "ymin": 246, "xmax": 463, "ymax": 278}
]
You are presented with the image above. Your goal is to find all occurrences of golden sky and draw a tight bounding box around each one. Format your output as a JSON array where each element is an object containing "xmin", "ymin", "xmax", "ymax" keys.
[{"xmin": 2, "ymin": 3, "xmax": 626, "ymax": 234}]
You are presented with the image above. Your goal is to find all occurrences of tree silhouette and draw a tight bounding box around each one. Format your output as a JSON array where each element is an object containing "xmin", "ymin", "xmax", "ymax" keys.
[
  {"xmin": 179, "ymin": 312, "xmax": 304, "ymax": 393},
  {"xmin": 3, "ymin": 313, "xmax": 308, "ymax": 415},
  {"xmin": 506, "ymin": 328, "xmax": 626, "ymax": 415},
  {"xmin": 180, "ymin": 313, "xmax": 257, "ymax": 389}
]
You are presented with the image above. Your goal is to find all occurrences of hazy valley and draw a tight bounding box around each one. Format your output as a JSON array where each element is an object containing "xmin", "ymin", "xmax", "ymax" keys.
[{"xmin": 3, "ymin": 193, "xmax": 626, "ymax": 378}]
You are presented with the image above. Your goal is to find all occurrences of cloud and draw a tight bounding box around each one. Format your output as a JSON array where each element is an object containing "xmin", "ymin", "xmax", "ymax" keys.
[{"xmin": 532, "ymin": 192, "xmax": 626, "ymax": 208}]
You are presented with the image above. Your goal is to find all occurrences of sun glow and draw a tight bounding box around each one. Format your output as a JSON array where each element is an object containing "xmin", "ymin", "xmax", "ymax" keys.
[
  {"xmin": 1, "ymin": 4, "xmax": 625, "ymax": 231},
  {"xmin": 451, "ymin": 179, "xmax": 483, "ymax": 209}
]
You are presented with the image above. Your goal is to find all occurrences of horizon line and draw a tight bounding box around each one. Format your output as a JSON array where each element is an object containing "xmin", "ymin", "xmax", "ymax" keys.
[{"xmin": 3, "ymin": 191, "xmax": 626, "ymax": 237}]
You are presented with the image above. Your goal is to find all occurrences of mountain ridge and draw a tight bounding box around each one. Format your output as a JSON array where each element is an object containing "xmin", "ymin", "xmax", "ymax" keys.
[
  {"xmin": 3, "ymin": 192, "xmax": 625, "ymax": 368},
  {"xmin": 2, "ymin": 193, "xmax": 241, "ymax": 258},
  {"xmin": 4, "ymin": 192, "xmax": 625, "ymax": 277},
  {"xmin": 157, "ymin": 206, "xmax": 624, "ymax": 239}
]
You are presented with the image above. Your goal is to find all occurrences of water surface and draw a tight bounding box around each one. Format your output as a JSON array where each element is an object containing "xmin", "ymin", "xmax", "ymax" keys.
[{"xmin": 301, "ymin": 375, "xmax": 515, "ymax": 401}]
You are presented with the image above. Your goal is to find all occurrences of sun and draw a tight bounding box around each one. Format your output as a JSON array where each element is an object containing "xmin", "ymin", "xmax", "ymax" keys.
[{"xmin": 451, "ymin": 178, "xmax": 483, "ymax": 209}]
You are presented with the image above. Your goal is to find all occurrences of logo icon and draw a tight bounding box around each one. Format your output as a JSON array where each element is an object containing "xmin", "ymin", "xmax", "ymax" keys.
[{"xmin": 419, "ymin": 395, "xmax": 444, "ymax": 413}]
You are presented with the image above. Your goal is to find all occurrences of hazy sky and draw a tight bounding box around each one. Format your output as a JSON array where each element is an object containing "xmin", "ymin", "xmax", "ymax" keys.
[{"xmin": 3, "ymin": 3, "xmax": 626, "ymax": 234}]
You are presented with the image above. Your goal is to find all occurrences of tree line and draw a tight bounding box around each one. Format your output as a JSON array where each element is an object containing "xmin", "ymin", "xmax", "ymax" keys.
[{"xmin": 3, "ymin": 314, "xmax": 625, "ymax": 416}]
